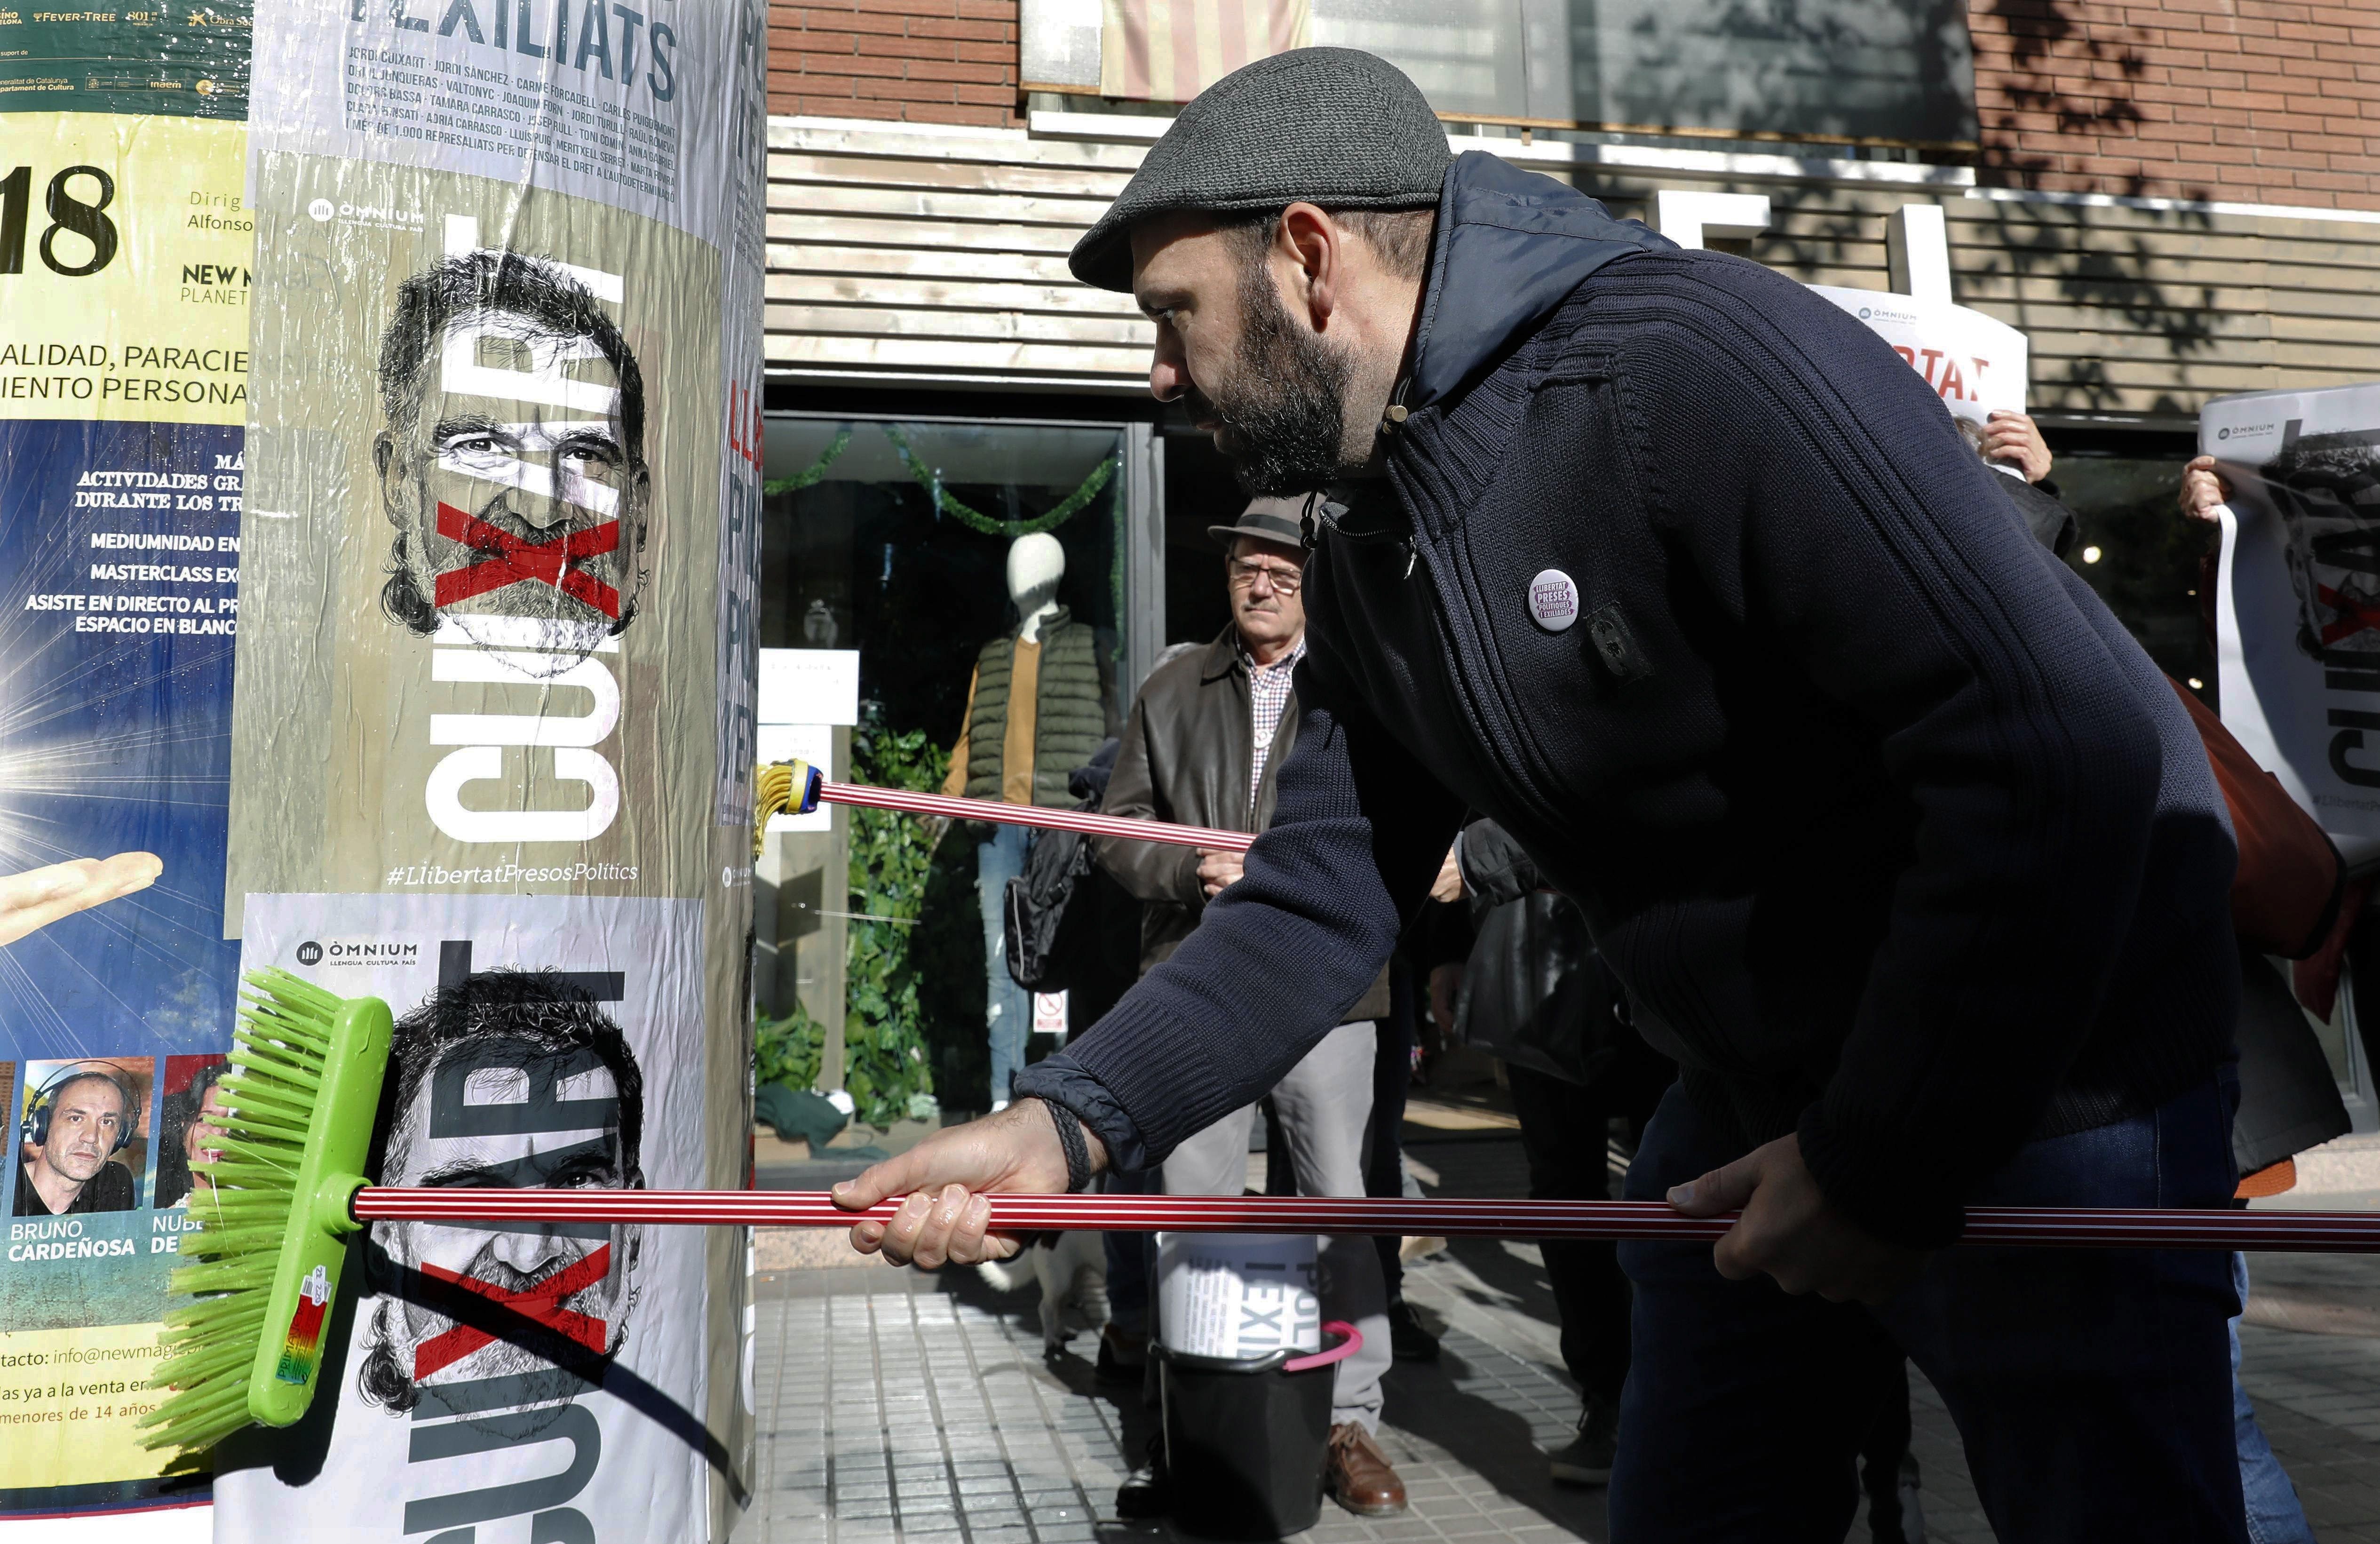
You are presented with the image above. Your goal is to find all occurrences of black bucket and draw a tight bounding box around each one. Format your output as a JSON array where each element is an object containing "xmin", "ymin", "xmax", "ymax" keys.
[{"xmin": 1155, "ymin": 1321, "xmax": 1360, "ymax": 1541}]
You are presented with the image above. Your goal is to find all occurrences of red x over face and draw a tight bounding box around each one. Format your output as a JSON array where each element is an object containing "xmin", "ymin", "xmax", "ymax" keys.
[
  {"xmin": 366, "ymin": 1042, "xmax": 643, "ymax": 1408},
  {"xmin": 374, "ymin": 305, "xmax": 652, "ymax": 665}
]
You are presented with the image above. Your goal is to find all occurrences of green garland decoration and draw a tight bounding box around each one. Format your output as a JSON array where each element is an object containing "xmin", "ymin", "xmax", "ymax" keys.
[
  {"xmin": 881, "ymin": 423, "xmax": 1117, "ymax": 537},
  {"xmin": 760, "ymin": 426, "xmax": 851, "ymax": 496},
  {"xmin": 762, "ymin": 422, "xmax": 1119, "ymax": 537}
]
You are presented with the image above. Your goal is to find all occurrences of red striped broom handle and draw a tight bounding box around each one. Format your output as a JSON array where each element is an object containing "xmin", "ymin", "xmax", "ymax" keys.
[
  {"xmin": 348, "ymin": 1190, "xmax": 2380, "ymax": 1253},
  {"xmin": 811, "ymin": 780, "xmax": 1254, "ymax": 853},
  {"xmin": 745, "ymin": 772, "xmax": 2351, "ymax": 1253}
]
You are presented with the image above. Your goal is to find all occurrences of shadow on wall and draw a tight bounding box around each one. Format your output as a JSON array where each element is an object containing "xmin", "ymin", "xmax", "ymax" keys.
[
  {"xmin": 1973, "ymin": 199, "xmax": 2223, "ymax": 418},
  {"xmin": 1961, "ymin": 0, "xmax": 2228, "ymax": 418},
  {"xmin": 1970, "ymin": 0, "xmax": 2228, "ymax": 209},
  {"xmin": 1974, "ymin": 0, "xmax": 2163, "ymax": 195},
  {"xmin": 1555, "ymin": 0, "xmax": 2241, "ymax": 419}
]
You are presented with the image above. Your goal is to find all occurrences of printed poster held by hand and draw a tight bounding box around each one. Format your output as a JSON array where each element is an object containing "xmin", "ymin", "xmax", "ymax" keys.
[
  {"xmin": 2205, "ymin": 382, "xmax": 2380, "ymax": 865},
  {"xmin": 1808, "ymin": 286, "xmax": 2029, "ymax": 427}
]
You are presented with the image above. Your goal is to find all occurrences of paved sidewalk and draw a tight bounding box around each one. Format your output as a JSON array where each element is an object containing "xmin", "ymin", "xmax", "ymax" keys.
[
  {"xmin": 740, "ymin": 1260, "xmax": 1608, "ymax": 1544},
  {"xmin": 739, "ymin": 1136, "xmax": 2380, "ymax": 1544}
]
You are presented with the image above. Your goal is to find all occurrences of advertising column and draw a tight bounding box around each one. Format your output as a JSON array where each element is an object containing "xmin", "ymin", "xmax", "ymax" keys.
[
  {"xmin": 0, "ymin": 6, "xmax": 253, "ymax": 1526},
  {"xmin": 214, "ymin": 2, "xmax": 765, "ymax": 1539}
]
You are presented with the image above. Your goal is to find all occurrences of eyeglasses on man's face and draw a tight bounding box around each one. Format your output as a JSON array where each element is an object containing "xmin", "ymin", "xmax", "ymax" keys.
[{"xmin": 1228, "ymin": 557, "xmax": 1303, "ymax": 594}]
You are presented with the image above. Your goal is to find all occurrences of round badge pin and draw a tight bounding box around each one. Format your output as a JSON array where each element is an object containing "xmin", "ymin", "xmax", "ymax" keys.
[{"xmin": 1528, "ymin": 569, "xmax": 1581, "ymax": 633}]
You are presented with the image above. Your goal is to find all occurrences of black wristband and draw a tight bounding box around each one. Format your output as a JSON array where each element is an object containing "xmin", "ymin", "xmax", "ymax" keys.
[{"xmin": 1046, "ymin": 1098, "xmax": 1091, "ymax": 1194}]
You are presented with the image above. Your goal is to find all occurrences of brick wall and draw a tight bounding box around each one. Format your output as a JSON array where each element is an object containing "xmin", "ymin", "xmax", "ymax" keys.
[
  {"xmin": 1969, "ymin": 0, "xmax": 2380, "ymax": 211},
  {"xmin": 766, "ymin": 0, "xmax": 1020, "ymax": 127}
]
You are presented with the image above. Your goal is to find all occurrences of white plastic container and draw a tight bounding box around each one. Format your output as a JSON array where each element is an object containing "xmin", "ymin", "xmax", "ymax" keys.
[{"xmin": 1156, "ymin": 1232, "xmax": 1322, "ymax": 1360}]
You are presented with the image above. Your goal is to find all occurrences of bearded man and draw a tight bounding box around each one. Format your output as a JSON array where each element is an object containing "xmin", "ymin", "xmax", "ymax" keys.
[{"xmin": 838, "ymin": 48, "xmax": 2249, "ymax": 1544}]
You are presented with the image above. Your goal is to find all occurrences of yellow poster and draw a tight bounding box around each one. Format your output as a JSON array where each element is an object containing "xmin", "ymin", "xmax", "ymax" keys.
[
  {"xmin": 0, "ymin": 1321, "xmax": 178, "ymax": 1491},
  {"xmin": 0, "ymin": 111, "xmax": 248, "ymax": 424}
]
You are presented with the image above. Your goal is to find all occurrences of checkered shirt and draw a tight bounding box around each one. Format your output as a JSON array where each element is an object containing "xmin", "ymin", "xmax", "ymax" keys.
[{"xmin": 1245, "ymin": 637, "xmax": 1306, "ymax": 810}]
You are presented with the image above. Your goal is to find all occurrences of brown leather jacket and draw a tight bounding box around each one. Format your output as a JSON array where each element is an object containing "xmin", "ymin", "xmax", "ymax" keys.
[{"xmin": 1095, "ymin": 628, "xmax": 1392, "ymax": 1021}]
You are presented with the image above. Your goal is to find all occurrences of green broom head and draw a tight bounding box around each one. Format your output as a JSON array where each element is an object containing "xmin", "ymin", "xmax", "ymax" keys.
[{"xmin": 137, "ymin": 967, "xmax": 393, "ymax": 1454}]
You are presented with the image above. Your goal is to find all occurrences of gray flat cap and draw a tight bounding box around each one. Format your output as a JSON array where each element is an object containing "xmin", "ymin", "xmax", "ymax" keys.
[{"xmin": 1068, "ymin": 47, "xmax": 1451, "ymax": 293}]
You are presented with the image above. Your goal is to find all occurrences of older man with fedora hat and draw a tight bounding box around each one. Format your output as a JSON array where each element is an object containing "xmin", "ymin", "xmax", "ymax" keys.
[
  {"xmin": 1093, "ymin": 493, "xmax": 1403, "ymax": 1516},
  {"xmin": 841, "ymin": 46, "xmax": 2251, "ymax": 1543}
]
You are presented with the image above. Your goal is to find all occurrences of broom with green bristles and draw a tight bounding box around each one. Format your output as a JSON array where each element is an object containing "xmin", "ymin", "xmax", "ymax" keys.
[
  {"xmin": 140, "ymin": 895, "xmax": 2380, "ymax": 1455},
  {"xmin": 140, "ymin": 968, "xmax": 393, "ymax": 1453}
]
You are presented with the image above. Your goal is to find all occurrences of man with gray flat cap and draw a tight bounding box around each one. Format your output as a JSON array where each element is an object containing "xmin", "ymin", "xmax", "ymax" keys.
[
  {"xmin": 1095, "ymin": 495, "xmax": 1402, "ymax": 1516},
  {"xmin": 839, "ymin": 46, "xmax": 2251, "ymax": 1541}
]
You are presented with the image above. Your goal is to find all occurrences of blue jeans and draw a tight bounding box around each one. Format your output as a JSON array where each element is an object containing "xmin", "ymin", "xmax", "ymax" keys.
[
  {"xmin": 1610, "ymin": 1079, "xmax": 2248, "ymax": 1544},
  {"xmin": 2232, "ymin": 1253, "xmax": 2315, "ymax": 1544},
  {"xmin": 979, "ymin": 825, "xmax": 1032, "ymax": 1108}
]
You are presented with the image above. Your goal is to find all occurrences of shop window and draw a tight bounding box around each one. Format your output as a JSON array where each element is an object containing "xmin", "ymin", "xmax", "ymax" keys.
[
  {"xmin": 755, "ymin": 416, "xmax": 1137, "ymax": 1121},
  {"xmin": 762, "ymin": 418, "xmax": 1130, "ymax": 729},
  {"xmin": 2052, "ymin": 440, "xmax": 2215, "ymax": 701}
]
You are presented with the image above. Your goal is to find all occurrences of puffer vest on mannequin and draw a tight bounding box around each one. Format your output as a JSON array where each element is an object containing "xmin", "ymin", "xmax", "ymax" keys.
[{"xmin": 962, "ymin": 609, "xmax": 1110, "ymax": 807}]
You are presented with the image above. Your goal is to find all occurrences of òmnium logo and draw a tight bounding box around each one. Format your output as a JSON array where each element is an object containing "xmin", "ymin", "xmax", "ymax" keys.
[
  {"xmin": 306, "ymin": 197, "xmax": 424, "ymax": 233},
  {"xmin": 297, "ymin": 937, "xmax": 422, "ymax": 969}
]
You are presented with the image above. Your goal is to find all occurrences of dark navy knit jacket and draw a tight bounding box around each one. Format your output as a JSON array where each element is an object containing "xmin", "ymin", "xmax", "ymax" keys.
[{"xmin": 1018, "ymin": 152, "xmax": 2241, "ymax": 1248}]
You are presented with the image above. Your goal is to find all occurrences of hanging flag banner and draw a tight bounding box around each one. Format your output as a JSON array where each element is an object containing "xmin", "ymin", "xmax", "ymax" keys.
[
  {"xmin": 1808, "ymin": 286, "xmax": 2028, "ymax": 426},
  {"xmin": 2207, "ymin": 382, "xmax": 2380, "ymax": 866},
  {"xmin": 0, "ymin": 6, "xmax": 252, "ymax": 1529},
  {"xmin": 212, "ymin": 0, "xmax": 768, "ymax": 1536},
  {"xmin": 1098, "ymin": 0, "xmax": 1310, "ymax": 104}
]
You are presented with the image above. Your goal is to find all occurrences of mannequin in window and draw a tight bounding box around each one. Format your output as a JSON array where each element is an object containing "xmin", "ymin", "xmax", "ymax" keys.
[{"xmin": 944, "ymin": 533, "xmax": 1117, "ymax": 1108}]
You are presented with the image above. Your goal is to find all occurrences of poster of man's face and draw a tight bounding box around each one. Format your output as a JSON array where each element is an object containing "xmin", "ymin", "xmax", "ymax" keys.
[
  {"xmin": 2263, "ymin": 431, "xmax": 2380, "ymax": 663},
  {"xmin": 358, "ymin": 970, "xmax": 646, "ymax": 1418},
  {"xmin": 12, "ymin": 1058, "xmax": 151, "ymax": 1217},
  {"xmin": 219, "ymin": 896, "xmax": 709, "ymax": 1544},
  {"xmin": 373, "ymin": 250, "xmax": 652, "ymax": 673}
]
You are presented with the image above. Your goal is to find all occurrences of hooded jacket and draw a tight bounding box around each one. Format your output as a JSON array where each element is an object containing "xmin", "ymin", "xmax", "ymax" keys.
[{"xmin": 1018, "ymin": 152, "xmax": 2240, "ymax": 1248}]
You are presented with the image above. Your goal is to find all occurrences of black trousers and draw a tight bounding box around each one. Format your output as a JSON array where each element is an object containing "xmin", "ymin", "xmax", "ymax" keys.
[{"xmin": 1505, "ymin": 1061, "xmax": 1650, "ymax": 1406}]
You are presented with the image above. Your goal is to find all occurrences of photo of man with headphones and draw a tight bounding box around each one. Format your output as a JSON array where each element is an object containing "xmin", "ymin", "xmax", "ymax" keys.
[{"xmin": 13, "ymin": 1059, "xmax": 149, "ymax": 1217}]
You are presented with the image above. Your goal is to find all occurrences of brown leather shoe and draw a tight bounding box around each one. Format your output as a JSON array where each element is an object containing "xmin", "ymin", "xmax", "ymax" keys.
[{"xmin": 1327, "ymin": 1422, "xmax": 1407, "ymax": 1516}]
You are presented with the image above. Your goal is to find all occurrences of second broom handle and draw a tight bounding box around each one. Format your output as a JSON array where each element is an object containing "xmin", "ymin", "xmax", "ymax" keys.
[
  {"xmin": 814, "ymin": 781, "xmax": 1254, "ymax": 853},
  {"xmin": 348, "ymin": 1189, "xmax": 2380, "ymax": 1253}
]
